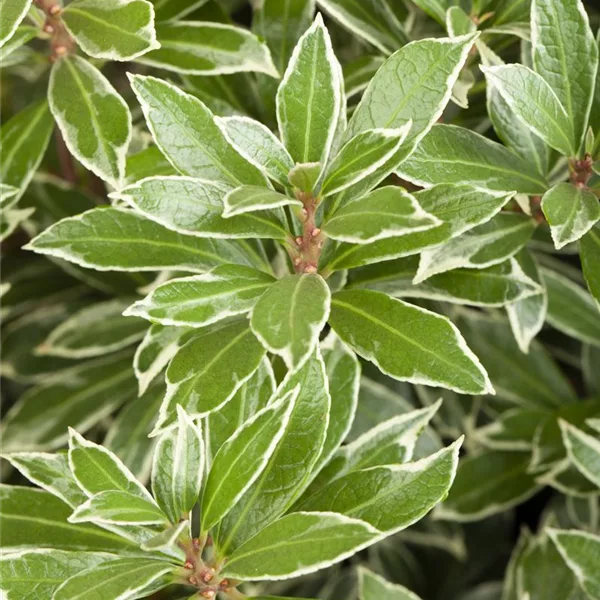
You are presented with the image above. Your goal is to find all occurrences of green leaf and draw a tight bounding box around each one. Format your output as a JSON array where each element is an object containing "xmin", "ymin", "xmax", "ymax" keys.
[
  {"xmin": 436, "ymin": 450, "xmax": 541, "ymax": 522},
  {"xmin": 251, "ymin": 274, "xmax": 331, "ymax": 369},
  {"xmin": 49, "ymin": 56, "xmax": 131, "ymax": 188},
  {"xmin": 506, "ymin": 249, "xmax": 548, "ymax": 353},
  {"xmin": 152, "ymin": 406, "xmax": 204, "ymax": 522},
  {"xmin": 69, "ymin": 490, "xmax": 168, "ymax": 526},
  {"xmin": 127, "ymin": 265, "xmax": 274, "ymax": 328},
  {"xmin": 457, "ymin": 312, "xmax": 576, "ymax": 409},
  {"xmin": 310, "ymin": 332, "xmax": 360, "ymax": 475},
  {"xmin": 0, "ymin": 23, "xmax": 36, "ymax": 61},
  {"xmin": 481, "ymin": 65, "xmax": 576, "ymax": 157},
  {"xmin": 216, "ymin": 117, "xmax": 295, "ymax": 188},
  {"xmin": 61, "ymin": 0, "xmax": 159, "ymax": 61},
  {"xmin": 0, "ymin": 353, "xmax": 137, "ymax": 452},
  {"xmin": 125, "ymin": 145, "xmax": 177, "ymax": 186},
  {"xmin": 154, "ymin": 319, "xmax": 266, "ymax": 430},
  {"xmin": 223, "ymin": 185, "xmax": 302, "ymax": 218},
  {"xmin": 104, "ymin": 384, "xmax": 164, "ymax": 482},
  {"xmin": 152, "ymin": 0, "xmax": 209, "ymax": 21},
  {"xmin": 276, "ymin": 14, "xmax": 342, "ymax": 167},
  {"xmin": 0, "ymin": 100, "xmax": 54, "ymax": 201},
  {"xmin": 325, "ymin": 185, "xmax": 515, "ymax": 271},
  {"xmin": 581, "ymin": 223, "xmax": 600, "ymax": 306},
  {"xmin": 113, "ymin": 176, "xmax": 286, "ymax": 239},
  {"xmin": 208, "ymin": 357, "xmax": 276, "ymax": 458},
  {"xmin": 541, "ymin": 183, "xmax": 600, "ymax": 249},
  {"xmin": 0, "ymin": 549, "xmax": 111, "ymax": 600},
  {"xmin": 25, "ymin": 208, "xmax": 265, "ymax": 273},
  {"xmin": 542, "ymin": 268, "xmax": 600, "ymax": 348},
  {"xmin": 344, "ymin": 55, "xmax": 385, "ymax": 99},
  {"xmin": 321, "ymin": 125, "xmax": 412, "ymax": 198},
  {"xmin": 140, "ymin": 22, "xmax": 278, "ymax": 77},
  {"xmin": 324, "ymin": 186, "xmax": 440, "ymax": 244},
  {"xmin": 549, "ymin": 529, "xmax": 600, "ymax": 599},
  {"xmin": 329, "ymin": 289, "xmax": 493, "ymax": 394},
  {"xmin": 300, "ymin": 439, "xmax": 462, "ymax": 533},
  {"xmin": 52, "ymin": 557, "xmax": 173, "ymax": 600},
  {"xmin": 140, "ymin": 519, "xmax": 189, "ymax": 552},
  {"xmin": 415, "ymin": 213, "xmax": 536, "ymax": 282},
  {"xmin": 397, "ymin": 124, "xmax": 548, "ymax": 194},
  {"xmin": 359, "ymin": 567, "xmax": 423, "ymax": 600},
  {"xmin": 0, "ymin": 183, "xmax": 19, "ymax": 207},
  {"xmin": 133, "ymin": 325, "xmax": 192, "ymax": 395},
  {"xmin": 69, "ymin": 428, "xmax": 152, "ymax": 500},
  {"xmin": 316, "ymin": 0, "xmax": 407, "ymax": 54},
  {"xmin": 0, "ymin": 0, "xmax": 32, "ymax": 47},
  {"xmin": 222, "ymin": 511, "xmax": 379, "ymax": 581},
  {"xmin": 2, "ymin": 451, "xmax": 87, "ymax": 508},
  {"xmin": 129, "ymin": 74, "xmax": 267, "ymax": 186},
  {"xmin": 38, "ymin": 299, "xmax": 146, "ymax": 358},
  {"xmin": 0, "ymin": 485, "xmax": 138, "ymax": 553},
  {"xmin": 288, "ymin": 162, "xmax": 322, "ymax": 193},
  {"xmin": 560, "ymin": 420, "xmax": 600, "ymax": 489},
  {"xmin": 216, "ymin": 349, "xmax": 331, "ymax": 554},
  {"xmin": 532, "ymin": 0, "xmax": 598, "ymax": 149},
  {"xmin": 201, "ymin": 389, "xmax": 297, "ymax": 532},
  {"xmin": 0, "ymin": 205, "xmax": 35, "ymax": 240}
]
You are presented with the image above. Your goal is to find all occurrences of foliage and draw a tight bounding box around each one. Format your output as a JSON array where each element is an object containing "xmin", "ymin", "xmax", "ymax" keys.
[{"xmin": 1, "ymin": 0, "xmax": 600, "ymax": 599}]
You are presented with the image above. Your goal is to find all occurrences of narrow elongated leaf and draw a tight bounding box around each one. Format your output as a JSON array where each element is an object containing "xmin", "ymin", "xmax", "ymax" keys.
[
  {"xmin": 69, "ymin": 491, "xmax": 168, "ymax": 525},
  {"xmin": 437, "ymin": 450, "xmax": 540, "ymax": 521},
  {"xmin": 326, "ymin": 185, "xmax": 515, "ymax": 271},
  {"xmin": 506, "ymin": 249, "xmax": 547, "ymax": 353},
  {"xmin": 49, "ymin": 56, "xmax": 131, "ymax": 188},
  {"xmin": 0, "ymin": 100, "xmax": 54, "ymax": 201},
  {"xmin": 0, "ymin": 183, "xmax": 19, "ymax": 207},
  {"xmin": 152, "ymin": 0, "xmax": 208, "ymax": 21},
  {"xmin": 223, "ymin": 186, "xmax": 302, "ymax": 218},
  {"xmin": 481, "ymin": 65, "xmax": 576, "ymax": 156},
  {"xmin": 316, "ymin": 0, "xmax": 407, "ymax": 54},
  {"xmin": 0, "ymin": 549, "xmax": 111, "ymax": 600},
  {"xmin": 324, "ymin": 186, "xmax": 440, "ymax": 244},
  {"xmin": 152, "ymin": 406, "xmax": 204, "ymax": 522},
  {"xmin": 69, "ymin": 429, "xmax": 152, "ymax": 501},
  {"xmin": 0, "ymin": 206, "xmax": 35, "ymax": 240},
  {"xmin": 155, "ymin": 319, "xmax": 266, "ymax": 431},
  {"xmin": 251, "ymin": 275, "xmax": 330, "ymax": 371},
  {"xmin": 397, "ymin": 124, "xmax": 548, "ymax": 194},
  {"xmin": 215, "ymin": 116, "xmax": 295, "ymax": 187},
  {"xmin": 532, "ymin": 0, "xmax": 598, "ymax": 149},
  {"xmin": 2, "ymin": 452, "xmax": 87, "ymax": 508},
  {"xmin": 52, "ymin": 558, "xmax": 173, "ymax": 600},
  {"xmin": 415, "ymin": 213, "xmax": 536, "ymax": 282},
  {"xmin": 61, "ymin": 0, "xmax": 159, "ymax": 61},
  {"xmin": 560, "ymin": 420, "xmax": 600, "ymax": 488},
  {"xmin": 114, "ymin": 176, "xmax": 285, "ymax": 239},
  {"xmin": 0, "ymin": 353, "xmax": 137, "ymax": 452},
  {"xmin": 457, "ymin": 312, "xmax": 576, "ymax": 409},
  {"xmin": 141, "ymin": 22, "xmax": 278, "ymax": 77},
  {"xmin": 549, "ymin": 530, "xmax": 600, "ymax": 599},
  {"xmin": 127, "ymin": 265, "xmax": 274, "ymax": 328},
  {"xmin": 130, "ymin": 74, "xmax": 266, "ymax": 186},
  {"xmin": 541, "ymin": 183, "xmax": 600, "ymax": 249},
  {"xmin": 25, "ymin": 208, "xmax": 265, "ymax": 273},
  {"xmin": 276, "ymin": 14, "xmax": 341, "ymax": 166},
  {"xmin": 542, "ymin": 268, "xmax": 600, "ymax": 348},
  {"xmin": 300, "ymin": 440, "xmax": 462, "ymax": 534},
  {"xmin": 208, "ymin": 358, "xmax": 276, "ymax": 458},
  {"xmin": 201, "ymin": 390, "xmax": 297, "ymax": 531},
  {"xmin": 140, "ymin": 520, "xmax": 189, "ymax": 552},
  {"xmin": 329, "ymin": 289, "xmax": 492, "ymax": 394},
  {"xmin": 133, "ymin": 325, "xmax": 192, "ymax": 395},
  {"xmin": 321, "ymin": 125, "xmax": 411, "ymax": 197},
  {"xmin": 359, "ymin": 567, "xmax": 423, "ymax": 600},
  {"xmin": 351, "ymin": 256, "xmax": 542, "ymax": 308},
  {"xmin": 0, "ymin": 485, "xmax": 138, "ymax": 553},
  {"xmin": 38, "ymin": 299, "xmax": 146, "ymax": 358},
  {"xmin": 216, "ymin": 350, "xmax": 331, "ymax": 554},
  {"xmin": 581, "ymin": 223, "xmax": 600, "ymax": 306},
  {"xmin": 222, "ymin": 512, "xmax": 379, "ymax": 581},
  {"xmin": 344, "ymin": 55, "xmax": 385, "ymax": 99},
  {"xmin": 0, "ymin": 0, "xmax": 32, "ymax": 47}
]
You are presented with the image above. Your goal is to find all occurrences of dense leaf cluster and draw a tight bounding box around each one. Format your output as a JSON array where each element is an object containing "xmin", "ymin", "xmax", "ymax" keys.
[{"xmin": 1, "ymin": 0, "xmax": 600, "ymax": 599}]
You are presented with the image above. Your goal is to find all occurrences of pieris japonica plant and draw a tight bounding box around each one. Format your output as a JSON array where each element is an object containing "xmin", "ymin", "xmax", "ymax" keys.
[{"xmin": 1, "ymin": 0, "xmax": 600, "ymax": 599}]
